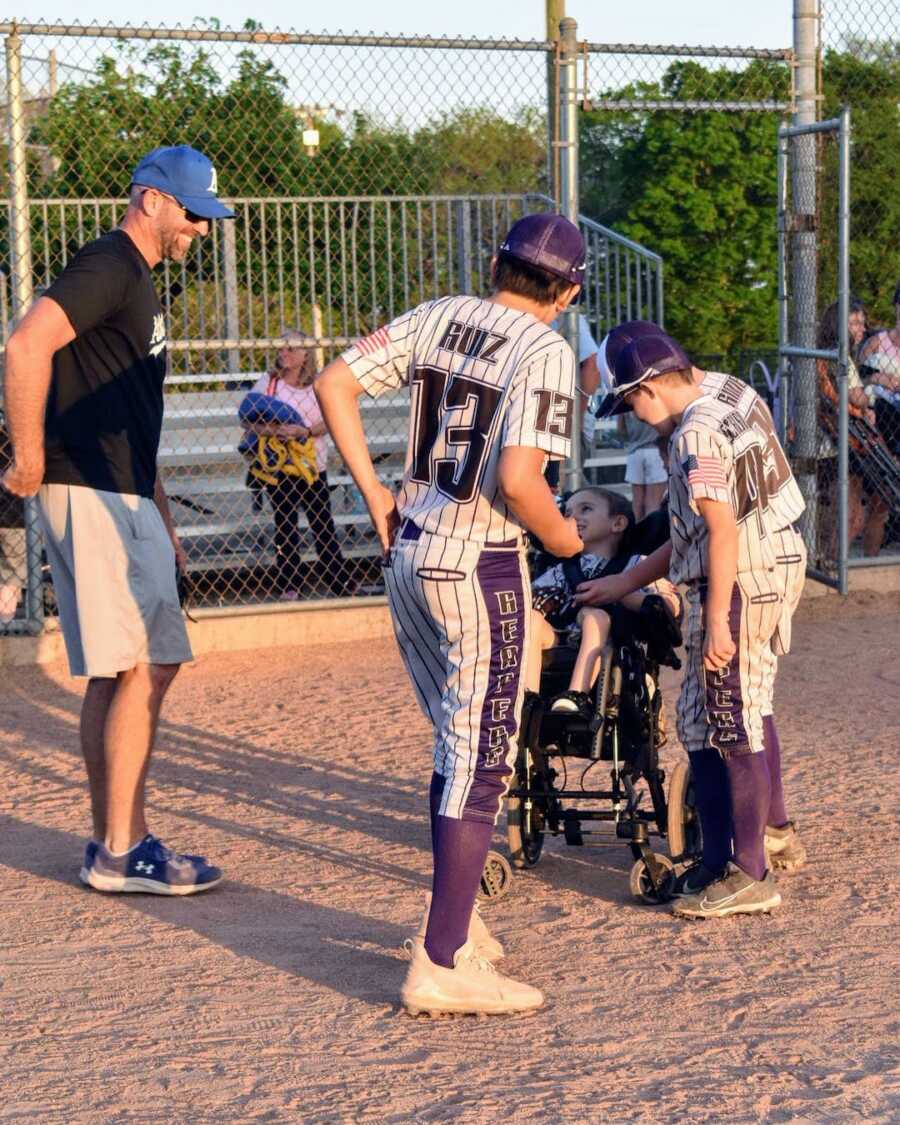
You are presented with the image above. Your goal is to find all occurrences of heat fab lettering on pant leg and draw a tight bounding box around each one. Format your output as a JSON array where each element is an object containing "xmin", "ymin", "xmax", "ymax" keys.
[
  {"xmin": 481, "ymin": 588, "xmax": 519, "ymax": 766},
  {"xmin": 708, "ymin": 658, "xmax": 745, "ymax": 751}
]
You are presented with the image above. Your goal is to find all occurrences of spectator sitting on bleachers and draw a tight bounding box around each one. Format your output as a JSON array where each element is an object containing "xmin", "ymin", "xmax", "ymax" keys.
[
  {"xmin": 817, "ymin": 299, "xmax": 890, "ymax": 557},
  {"xmin": 858, "ymin": 282, "xmax": 900, "ymax": 455}
]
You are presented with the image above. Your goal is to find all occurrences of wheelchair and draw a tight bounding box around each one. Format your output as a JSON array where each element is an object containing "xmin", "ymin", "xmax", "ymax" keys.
[{"xmin": 499, "ymin": 597, "xmax": 702, "ymax": 904}]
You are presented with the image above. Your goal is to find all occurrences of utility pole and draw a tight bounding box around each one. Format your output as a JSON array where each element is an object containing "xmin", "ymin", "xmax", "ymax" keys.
[
  {"xmin": 546, "ymin": 0, "xmax": 565, "ymax": 200},
  {"xmin": 791, "ymin": 0, "xmax": 820, "ymax": 556}
]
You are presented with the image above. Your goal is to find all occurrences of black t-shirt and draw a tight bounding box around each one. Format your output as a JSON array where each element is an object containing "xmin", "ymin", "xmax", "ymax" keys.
[{"xmin": 43, "ymin": 229, "xmax": 166, "ymax": 498}]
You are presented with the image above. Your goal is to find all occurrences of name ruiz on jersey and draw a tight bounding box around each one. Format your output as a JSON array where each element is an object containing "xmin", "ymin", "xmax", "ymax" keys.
[{"xmin": 438, "ymin": 320, "xmax": 509, "ymax": 364}]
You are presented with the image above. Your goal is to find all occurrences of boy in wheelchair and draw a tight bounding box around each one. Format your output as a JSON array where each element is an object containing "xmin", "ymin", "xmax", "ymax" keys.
[
  {"xmin": 526, "ymin": 487, "xmax": 681, "ymax": 722},
  {"xmin": 505, "ymin": 489, "xmax": 690, "ymax": 891}
]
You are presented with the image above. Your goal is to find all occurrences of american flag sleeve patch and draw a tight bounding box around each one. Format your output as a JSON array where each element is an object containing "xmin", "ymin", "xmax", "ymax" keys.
[
  {"xmin": 341, "ymin": 305, "xmax": 419, "ymax": 396},
  {"xmin": 684, "ymin": 453, "xmax": 729, "ymax": 491},
  {"xmin": 355, "ymin": 326, "xmax": 391, "ymax": 356}
]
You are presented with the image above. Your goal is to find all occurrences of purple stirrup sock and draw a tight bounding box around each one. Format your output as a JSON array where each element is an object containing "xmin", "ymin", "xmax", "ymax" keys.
[
  {"xmin": 429, "ymin": 771, "xmax": 444, "ymax": 852},
  {"xmin": 688, "ymin": 748, "xmax": 733, "ymax": 872},
  {"xmin": 424, "ymin": 815, "xmax": 494, "ymax": 969},
  {"xmin": 762, "ymin": 716, "xmax": 789, "ymax": 828},
  {"xmin": 726, "ymin": 753, "xmax": 772, "ymax": 881}
]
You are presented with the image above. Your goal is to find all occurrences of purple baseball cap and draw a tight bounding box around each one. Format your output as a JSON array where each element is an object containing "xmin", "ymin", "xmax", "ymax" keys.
[
  {"xmin": 596, "ymin": 320, "xmax": 692, "ymax": 417},
  {"xmin": 131, "ymin": 145, "xmax": 235, "ymax": 220},
  {"xmin": 499, "ymin": 212, "xmax": 586, "ymax": 286}
]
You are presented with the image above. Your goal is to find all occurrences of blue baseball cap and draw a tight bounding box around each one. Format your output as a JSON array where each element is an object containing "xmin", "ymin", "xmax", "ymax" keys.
[
  {"xmin": 596, "ymin": 320, "xmax": 692, "ymax": 417},
  {"xmin": 499, "ymin": 212, "xmax": 586, "ymax": 287},
  {"xmin": 131, "ymin": 145, "xmax": 235, "ymax": 220}
]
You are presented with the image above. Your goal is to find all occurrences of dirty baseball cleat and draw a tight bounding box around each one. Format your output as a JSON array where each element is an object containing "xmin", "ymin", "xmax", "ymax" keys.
[
  {"xmin": 765, "ymin": 821, "xmax": 807, "ymax": 873},
  {"xmin": 403, "ymin": 893, "xmax": 504, "ymax": 963},
  {"xmin": 671, "ymin": 862, "xmax": 724, "ymax": 899},
  {"xmin": 672, "ymin": 862, "xmax": 781, "ymax": 919},
  {"xmin": 80, "ymin": 834, "xmax": 222, "ymax": 895},
  {"xmin": 401, "ymin": 939, "xmax": 543, "ymax": 1017}
]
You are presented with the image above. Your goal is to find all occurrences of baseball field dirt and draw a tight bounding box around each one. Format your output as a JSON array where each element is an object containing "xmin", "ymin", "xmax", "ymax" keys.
[{"xmin": 2, "ymin": 590, "xmax": 898, "ymax": 1122}]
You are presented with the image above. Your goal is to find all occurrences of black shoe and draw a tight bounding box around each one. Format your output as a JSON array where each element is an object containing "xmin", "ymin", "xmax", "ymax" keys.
[
  {"xmin": 550, "ymin": 690, "xmax": 593, "ymax": 719},
  {"xmin": 672, "ymin": 862, "xmax": 723, "ymax": 898}
]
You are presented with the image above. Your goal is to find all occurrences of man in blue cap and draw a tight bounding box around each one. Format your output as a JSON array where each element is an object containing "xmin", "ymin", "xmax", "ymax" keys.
[
  {"xmin": 1, "ymin": 146, "xmax": 233, "ymax": 895},
  {"xmin": 315, "ymin": 211, "xmax": 584, "ymax": 1014}
]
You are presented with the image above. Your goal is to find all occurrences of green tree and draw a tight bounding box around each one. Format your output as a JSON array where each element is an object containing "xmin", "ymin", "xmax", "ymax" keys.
[
  {"xmin": 819, "ymin": 48, "xmax": 900, "ymax": 327},
  {"xmin": 580, "ymin": 60, "xmax": 788, "ymax": 357}
]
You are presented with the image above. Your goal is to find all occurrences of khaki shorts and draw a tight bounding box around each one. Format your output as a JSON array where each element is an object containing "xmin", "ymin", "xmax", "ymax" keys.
[
  {"xmin": 625, "ymin": 446, "xmax": 667, "ymax": 485},
  {"xmin": 38, "ymin": 484, "xmax": 193, "ymax": 678}
]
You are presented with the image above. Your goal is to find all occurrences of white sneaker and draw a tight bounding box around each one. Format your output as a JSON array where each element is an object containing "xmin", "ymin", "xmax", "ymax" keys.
[
  {"xmin": 401, "ymin": 940, "xmax": 544, "ymax": 1016},
  {"xmin": 403, "ymin": 893, "xmax": 504, "ymax": 963}
]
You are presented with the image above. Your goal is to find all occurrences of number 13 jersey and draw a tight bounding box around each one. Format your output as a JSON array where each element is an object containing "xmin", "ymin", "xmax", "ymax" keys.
[{"xmin": 341, "ymin": 295, "xmax": 576, "ymax": 542}]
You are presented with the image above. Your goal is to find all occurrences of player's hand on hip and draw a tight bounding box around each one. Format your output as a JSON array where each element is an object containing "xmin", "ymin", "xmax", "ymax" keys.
[
  {"xmin": 546, "ymin": 516, "xmax": 583, "ymax": 559},
  {"xmin": 0, "ymin": 456, "xmax": 44, "ymax": 498},
  {"xmin": 573, "ymin": 571, "xmax": 629, "ymax": 607},
  {"xmin": 703, "ymin": 616, "xmax": 736, "ymax": 671},
  {"xmin": 366, "ymin": 483, "xmax": 400, "ymax": 557}
]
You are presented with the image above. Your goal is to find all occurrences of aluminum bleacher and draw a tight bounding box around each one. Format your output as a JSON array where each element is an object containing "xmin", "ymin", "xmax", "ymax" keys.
[{"xmin": 162, "ymin": 374, "xmax": 628, "ymax": 575}]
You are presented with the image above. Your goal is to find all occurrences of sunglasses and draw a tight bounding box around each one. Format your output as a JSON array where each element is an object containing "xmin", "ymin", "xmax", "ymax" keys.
[{"xmin": 142, "ymin": 188, "xmax": 206, "ymax": 225}]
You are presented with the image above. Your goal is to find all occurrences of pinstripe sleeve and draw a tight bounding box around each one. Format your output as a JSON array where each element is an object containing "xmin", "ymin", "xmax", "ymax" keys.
[
  {"xmin": 674, "ymin": 426, "xmax": 733, "ymax": 514},
  {"xmin": 502, "ymin": 342, "xmax": 576, "ymax": 457},
  {"xmin": 341, "ymin": 304, "xmax": 422, "ymax": 397}
]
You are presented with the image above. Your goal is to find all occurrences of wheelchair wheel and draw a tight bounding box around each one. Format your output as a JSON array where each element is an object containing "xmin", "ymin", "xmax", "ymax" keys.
[
  {"xmin": 629, "ymin": 852, "xmax": 675, "ymax": 904},
  {"xmin": 666, "ymin": 759, "xmax": 703, "ymax": 864},
  {"xmin": 478, "ymin": 849, "xmax": 513, "ymax": 902},
  {"xmin": 507, "ymin": 792, "xmax": 545, "ymax": 869}
]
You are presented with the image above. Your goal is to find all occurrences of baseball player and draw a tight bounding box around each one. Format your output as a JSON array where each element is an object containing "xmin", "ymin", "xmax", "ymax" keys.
[
  {"xmin": 590, "ymin": 322, "xmax": 806, "ymax": 918},
  {"xmin": 315, "ymin": 213, "xmax": 585, "ymax": 1014}
]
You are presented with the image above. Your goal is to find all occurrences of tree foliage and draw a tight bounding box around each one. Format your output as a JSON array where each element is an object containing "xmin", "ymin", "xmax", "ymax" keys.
[
  {"xmin": 818, "ymin": 49, "xmax": 900, "ymax": 328},
  {"xmin": 24, "ymin": 40, "xmax": 900, "ymax": 356},
  {"xmin": 580, "ymin": 61, "xmax": 788, "ymax": 356}
]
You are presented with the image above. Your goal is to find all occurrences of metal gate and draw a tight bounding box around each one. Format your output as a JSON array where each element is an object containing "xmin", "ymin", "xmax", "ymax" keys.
[{"xmin": 779, "ymin": 108, "xmax": 900, "ymax": 593}]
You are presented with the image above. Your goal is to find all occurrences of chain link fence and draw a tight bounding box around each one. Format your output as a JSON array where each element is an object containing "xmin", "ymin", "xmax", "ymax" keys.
[
  {"xmin": 2, "ymin": 7, "xmax": 898, "ymax": 632},
  {"xmin": 815, "ymin": 0, "xmax": 900, "ymax": 576}
]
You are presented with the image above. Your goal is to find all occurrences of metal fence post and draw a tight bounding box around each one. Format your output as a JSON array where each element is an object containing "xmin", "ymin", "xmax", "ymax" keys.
[
  {"xmin": 454, "ymin": 199, "xmax": 472, "ymax": 295},
  {"xmin": 558, "ymin": 15, "xmax": 582, "ymax": 491},
  {"xmin": 790, "ymin": 0, "xmax": 820, "ymax": 558},
  {"xmin": 836, "ymin": 106, "xmax": 851, "ymax": 596},
  {"xmin": 5, "ymin": 27, "xmax": 43, "ymax": 634},
  {"xmin": 5, "ymin": 29, "xmax": 33, "ymax": 317},
  {"xmin": 776, "ymin": 123, "xmax": 790, "ymax": 447},
  {"xmin": 546, "ymin": 0, "xmax": 564, "ymax": 197},
  {"xmin": 220, "ymin": 204, "xmax": 240, "ymax": 373}
]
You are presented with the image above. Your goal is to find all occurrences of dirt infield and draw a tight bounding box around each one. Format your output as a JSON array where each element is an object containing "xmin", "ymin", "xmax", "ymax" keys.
[{"xmin": 2, "ymin": 591, "xmax": 898, "ymax": 1123}]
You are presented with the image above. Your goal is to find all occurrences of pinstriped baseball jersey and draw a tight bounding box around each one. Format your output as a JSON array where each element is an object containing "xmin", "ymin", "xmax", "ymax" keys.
[
  {"xmin": 341, "ymin": 295, "xmax": 576, "ymax": 542},
  {"xmin": 700, "ymin": 371, "xmax": 805, "ymax": 529},
  {"xmin": 668, "ymin": 393, "xmax": 793, "ymax": 585}
]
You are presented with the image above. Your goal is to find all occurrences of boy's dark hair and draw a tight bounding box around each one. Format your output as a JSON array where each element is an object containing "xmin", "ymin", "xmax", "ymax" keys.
[
  {"xmin": 571, "ymin": 486, "xmax": 637, "ymax": 556},
  {"xmin": 493, "ymin": 250, "xmax": 574, "ymax": 306}
]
